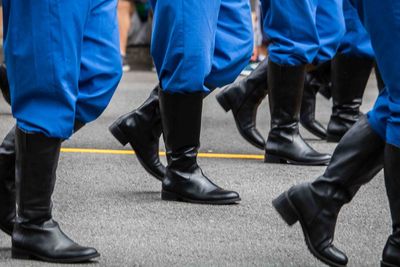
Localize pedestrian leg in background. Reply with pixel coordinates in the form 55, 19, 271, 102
149, 0, 252, 203
2, 0, 121, 262
118, 0, 135, 72
273, 0, 400, 264
327, 0, 375, 142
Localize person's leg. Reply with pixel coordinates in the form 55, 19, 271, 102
118, 0, 134, 71
150, 0, 246, 204
326, 0, 375, 142
2, 0, 103, 262
261, 0, 331, 165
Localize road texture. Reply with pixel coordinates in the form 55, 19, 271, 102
0, 71, 387, 267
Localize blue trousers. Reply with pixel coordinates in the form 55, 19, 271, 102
261, 0, 345, 66
338, 0, 374, 58
149, 0, 253, 93
2, 0, 122, 139
350, 0, 400, 147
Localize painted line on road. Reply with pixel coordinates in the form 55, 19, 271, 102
60, 148, 264, 160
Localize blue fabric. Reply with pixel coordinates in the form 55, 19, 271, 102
337, 0, 374, 58
149, 0, 253, 93
2, 0, 122, 139
349, 0, 400, 148
261, 0, 345, 66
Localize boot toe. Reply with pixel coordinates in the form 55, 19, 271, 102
320, 245, 348, 266
239, 127, 265, 150
301, 119, 327, 139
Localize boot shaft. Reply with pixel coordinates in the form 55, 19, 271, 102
15, 127, 62, 224
384, 144, 400, 230
331, 54, 374, 109
267, 61, 305, 131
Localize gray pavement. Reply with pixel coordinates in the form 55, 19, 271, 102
0, 71, 388, 267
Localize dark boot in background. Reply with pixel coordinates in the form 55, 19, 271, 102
12, 128, 99, 263
0, 64, 10, 105
381, 144, 400, 267
109, 85, 166, 180
216, 59, 268, 149
160, 90, 240, 204
265, 61, 331, 165
273, 117, 385, 267
300, 65, 329, 139
327, 54, 374, 142
0, 127, 16, 235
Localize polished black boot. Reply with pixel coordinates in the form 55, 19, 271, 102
0, 64, 10, 105
216, 59, 268, 149
381, 144, 400, 267
12, 128, 99, 263
327, 54, 374, 142
265, 61, 331, 165
109, 85, 165, 180
0, 127, 16, 235
273, 117, 385, 267
300, 68, 328, 139
160, 90, 240, 204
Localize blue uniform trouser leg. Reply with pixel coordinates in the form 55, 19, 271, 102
338, 0, 373, 58
262, 0, 344, 66
351, 0, 400, 148
2, 0, 122, 139
150, 0, 253, 93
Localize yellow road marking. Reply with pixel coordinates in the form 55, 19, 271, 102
60, 148, 264, 160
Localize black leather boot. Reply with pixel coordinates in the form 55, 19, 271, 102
109, 85, 165, 180
0, 127, 16, 235
160, 90, 240, 204
273, 116, 385, 267
300, 69, 328, 139
381, 144, 400, 267
215, 59, 268, 149
12, 128, 99, 263
265, 61, 331, 165
327, 54, 374, 142
0, 64, 10, 105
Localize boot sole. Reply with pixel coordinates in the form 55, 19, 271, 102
272, 192, 346, 267
109, 121, 163, 181
381, 261, 399, 267
162, 190, 241, 205
216, 89, 265, 150
12, 247, 100, 263
265, 153, 330, 166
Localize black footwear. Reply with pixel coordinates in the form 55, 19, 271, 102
375, 65, 385, 93
216, 59, 268, 149
109, 85, 166, 181
327, 54, 374, 142
0, 64, 10, 105
12, 128, 99, 263
273, 116, 385, 267
160, 90, 240, 204
265, 61, 331, 165
0, 127, 16, 235
300, 68, 328, 139
381, 144, 400, 267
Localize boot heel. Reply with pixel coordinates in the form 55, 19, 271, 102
215, 91, 232, 112
161, 190, 180, 201
12, 247, 32, 260
109, 122, 129, 146
264, 154, 285, 164
272, 192, 299, 226
326, 133, 342, 143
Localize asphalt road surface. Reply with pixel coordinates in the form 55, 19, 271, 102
0, 71, 387, 267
